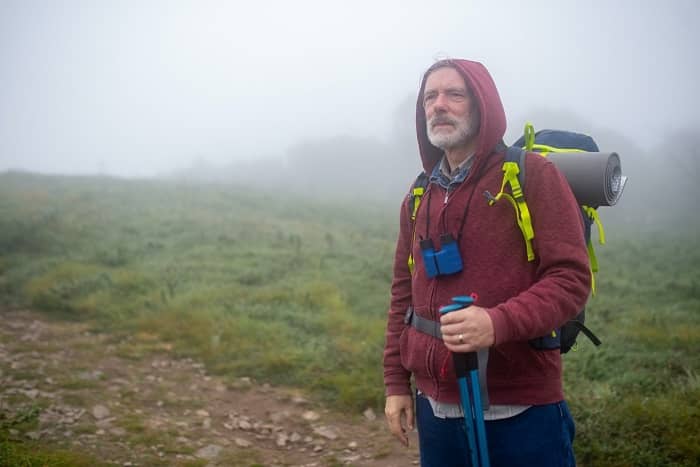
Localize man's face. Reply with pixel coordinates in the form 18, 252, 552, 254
423, 66, 479, 150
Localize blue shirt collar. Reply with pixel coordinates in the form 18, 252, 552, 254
429, 155, 473, 190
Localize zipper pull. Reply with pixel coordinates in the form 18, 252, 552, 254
444, 189, 449, 204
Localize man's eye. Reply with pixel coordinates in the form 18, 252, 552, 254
448, 91, 466, 101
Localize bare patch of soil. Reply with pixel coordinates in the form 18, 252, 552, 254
0, 309, 420, 466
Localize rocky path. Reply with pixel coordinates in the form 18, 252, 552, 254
0, 309, 420, 466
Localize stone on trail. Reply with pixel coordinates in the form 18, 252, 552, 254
232, 377, 253, 389
291, 395, 309, 405
195, 444, 222, 460
110, 427, 127, 436
313, 426, 339, 440
269, 410, 290, 423
363, 408, 377, 421
78, 370, 103, 381
238, 419, 253, 430
302, 410, 320, 421
92, 404, 110, 419
340, 454, 362, 463
276, 433, 288, 447
234, 437, 252, 448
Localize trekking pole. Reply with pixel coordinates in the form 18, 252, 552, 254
439, 295, 490, 467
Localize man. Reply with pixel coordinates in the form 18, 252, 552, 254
382, 59, 591, 466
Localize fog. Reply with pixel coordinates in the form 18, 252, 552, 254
1, 0, 699, 219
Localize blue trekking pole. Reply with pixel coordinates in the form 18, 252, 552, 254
439, 295, 490, 467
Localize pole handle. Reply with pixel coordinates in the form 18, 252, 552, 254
438, 293, 480, 375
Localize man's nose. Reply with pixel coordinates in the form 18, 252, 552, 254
432, 92, 450, 110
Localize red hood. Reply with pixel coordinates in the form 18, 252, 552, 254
416, 59, 507, 174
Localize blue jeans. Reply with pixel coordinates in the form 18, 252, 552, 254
416, 393, 576, 467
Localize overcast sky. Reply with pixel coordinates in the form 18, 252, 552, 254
1, 0, 698, 177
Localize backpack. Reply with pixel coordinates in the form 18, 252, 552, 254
407, 123, 617, 353
491, 122, 610, 352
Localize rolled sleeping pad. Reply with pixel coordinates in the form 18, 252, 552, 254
545, 151, 627, 208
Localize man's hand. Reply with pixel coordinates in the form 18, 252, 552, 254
440, 305, 494, 352
384, 394, 414, 446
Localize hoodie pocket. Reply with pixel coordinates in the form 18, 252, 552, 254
434, 341, 456, 382
399, 326, 434, 378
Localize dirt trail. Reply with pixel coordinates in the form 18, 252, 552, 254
0, 309, 420, 466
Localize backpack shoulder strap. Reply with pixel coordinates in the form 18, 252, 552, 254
505, 146, 527, 189
409, 172, 429, 221
407, 172, 428, 273
486, 148, 536, 261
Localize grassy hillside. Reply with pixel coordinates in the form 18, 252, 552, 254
1, 171, 698, 466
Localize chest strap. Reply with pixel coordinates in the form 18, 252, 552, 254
404, 306, 443, 339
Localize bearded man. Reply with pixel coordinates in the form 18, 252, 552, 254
382, 59, 591, 466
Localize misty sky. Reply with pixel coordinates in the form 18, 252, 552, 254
1, 0, 699, 177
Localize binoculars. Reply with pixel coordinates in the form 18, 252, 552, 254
420, 233, 463, 278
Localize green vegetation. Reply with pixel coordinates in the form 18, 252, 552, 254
0, 439, 102, 467
1, 171, 698, 465
565, 226, 700, 466
0, 406, 103, 466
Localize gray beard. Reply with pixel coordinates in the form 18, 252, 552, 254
426, 115, 478, 150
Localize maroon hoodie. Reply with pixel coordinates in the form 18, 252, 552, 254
383, 59, 591, 405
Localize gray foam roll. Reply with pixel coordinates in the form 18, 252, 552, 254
546, 151, 627, 208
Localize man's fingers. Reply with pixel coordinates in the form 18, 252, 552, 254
386, 411, 408, 446
439, 307, 469, 324
406, 403, 415, 431
385, 395, 414, 447
385, 399, 412, 446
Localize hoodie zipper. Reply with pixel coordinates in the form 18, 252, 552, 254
430, 181, 469, 399
425, 279, 438, 381
427, 185, 449, 391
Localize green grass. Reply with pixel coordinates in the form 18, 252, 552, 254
0, 439, 103, 467
563, 229, 700, 466
0, 406, 103, 466
1, 171, 699, 465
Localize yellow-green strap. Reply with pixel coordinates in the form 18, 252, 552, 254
582, 205, 606, 245
518, 201, 535, 261
494, 193, 535, 261
407, 187, 426, 273
411, 187, 425, 221
524, 122, 535, 151
488, 164, 535, 262
502, 162, 535, 261
408, 253, 415, 274
488, 162, 517, 206
530, 143, 586, 155
488, 161, 536, 261
587, 240, 599, 273
582, 206, 605, 295
587, 241, 598, 295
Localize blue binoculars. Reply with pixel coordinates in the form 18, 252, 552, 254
420, 233, 463, 278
